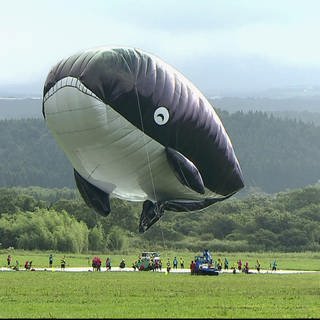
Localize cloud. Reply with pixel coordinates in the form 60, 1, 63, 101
1, 0, 320, 94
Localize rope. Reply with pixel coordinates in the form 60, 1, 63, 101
134, 86, 167, 248
134, 86, 158, 204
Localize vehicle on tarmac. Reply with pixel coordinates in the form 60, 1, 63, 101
134, 251, 161, 271
195, 249, 219, 276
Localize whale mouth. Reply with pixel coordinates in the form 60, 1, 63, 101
43, 76, 101, 116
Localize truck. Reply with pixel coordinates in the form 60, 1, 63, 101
194, 249, 219, 276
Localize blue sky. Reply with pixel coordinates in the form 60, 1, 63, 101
1, 0, 320, 95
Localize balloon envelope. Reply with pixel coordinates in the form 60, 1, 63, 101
42, 47, 244, 232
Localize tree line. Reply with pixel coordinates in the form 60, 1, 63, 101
1, 110, 320, 194
0, 185, 319, 253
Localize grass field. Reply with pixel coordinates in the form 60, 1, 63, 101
0, 271, 319, 318
0, 250, 320, 318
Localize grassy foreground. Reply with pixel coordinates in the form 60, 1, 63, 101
0, 271, 319, 318
1, 250, 319, 318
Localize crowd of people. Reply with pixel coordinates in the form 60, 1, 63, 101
3, 254, 67, 271
189, 255, 278, 275
3, 253, 279, 274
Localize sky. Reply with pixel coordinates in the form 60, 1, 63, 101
1, 0, 320, 96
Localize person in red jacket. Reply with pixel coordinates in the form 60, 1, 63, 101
190, 260, 196, 275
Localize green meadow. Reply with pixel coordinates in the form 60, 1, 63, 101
0, 250, 319, 318
0, 271, 319, 318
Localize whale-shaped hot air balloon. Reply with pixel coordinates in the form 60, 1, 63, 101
42, 47, 244, 233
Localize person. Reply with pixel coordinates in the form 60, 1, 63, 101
92, 256, 102, 271
244, 261, 249, 274
256, 259, 261, 272
272, 260, 277, 271
154, 259, 159, 271
119, 259, 125, 268
13, 260, 19, 271
180, 257, 184, 269
25, 260, 32, 270
195, 259, 202, 275
224, 257, 229, 270
61, 256, 66, 270
232, 262, 237, 274
173, 257, 178, 269
217, 258, 222, 271
158, 259, 162, 271
7, 254, 12, 267
132, 261, 138, 271
106, 257, 111, 271
139, 261, 145, 271
166, 258, 171, 273
49, 254, 53, 268
96, 256, 101, 271
190, 260, 196, 275
237, 259, 242, 272
149, 258, 155, 271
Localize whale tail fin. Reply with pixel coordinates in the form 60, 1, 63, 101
139, 200, 165, 233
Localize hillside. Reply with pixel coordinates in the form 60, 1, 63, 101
0, 98, 42, 119
0, 112, 319, 194
1, 95, 320, 126
211, 96, 320, 126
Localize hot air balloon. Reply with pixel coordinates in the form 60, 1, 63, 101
42, 46, 244, 233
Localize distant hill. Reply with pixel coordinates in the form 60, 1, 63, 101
1, 113, 320, 194
1, 95, 319, 126
0, 98, 42, 119
211, 96, 320, 113
211, 96, 320, 126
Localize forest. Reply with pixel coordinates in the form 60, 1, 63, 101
0, 110, 320, 194
0, 110, 320, 253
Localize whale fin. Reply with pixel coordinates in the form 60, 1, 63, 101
162, 193, 235, 212
139, 200, 165, 233
74, 169, 111, 216
165, 147, 205, 194
138, 193, 237, 233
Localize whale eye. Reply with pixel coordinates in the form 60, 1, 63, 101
154, 107, 169, 125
